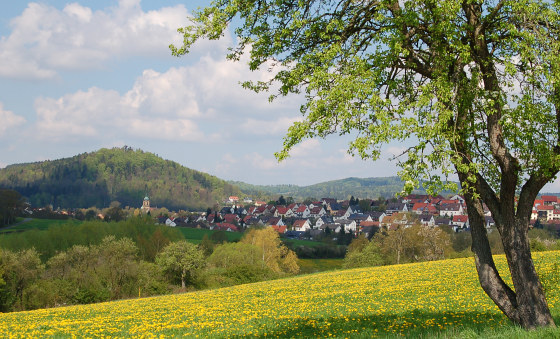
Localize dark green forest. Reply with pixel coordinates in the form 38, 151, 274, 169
230, 177, 428, 200
0, 147, 243, 211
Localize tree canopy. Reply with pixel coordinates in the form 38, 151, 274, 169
173, 0, 560, 329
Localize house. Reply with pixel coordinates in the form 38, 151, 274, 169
326, 202, 343, 215
335, 205, 358, 220
381, 212, 415, 229
275, 206, 294, 218
452, 215, 469, 229
295, 205, 311, 218
287, 203, 299, 211
336, 219, 358, 233
542, 195, 559, 206
419, 214, 435, 227
293, 219, 312, 232
245, 217, 264, 227
254, 205, 267, 215
554, 209, 560, 220
165, 218, 177, 227
309, 206, 326, 218
266, 217, 285, 227
535, 205, 554, 221
402, 194, 431, 204
449, 194, 466, 203
315, 216, 334, 229
265, 204, 277, 215
223, 214, 241, 224
235, 207, 248, 216
228, 196, 239, 203
308, 201, 323, 209
435, 217, 452, 227
348, 213, 373, 226
271, 225, 287, 234
367, 211, 386, 223
213, 223, 238, 232
321, 198, 338, 207
385, 202, 408, 215
531, 208, 538, 221
411, 203, 438, 215
439, 203, 464, 217
320, 223, 342, 233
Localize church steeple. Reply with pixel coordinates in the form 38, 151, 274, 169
142, 195, 150, 211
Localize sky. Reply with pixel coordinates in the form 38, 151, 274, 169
0, 1, 559, 192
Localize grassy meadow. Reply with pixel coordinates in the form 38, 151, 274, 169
3, 251, 560, 338
0, 218, 79, 233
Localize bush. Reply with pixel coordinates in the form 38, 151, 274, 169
343, 241, 384, 269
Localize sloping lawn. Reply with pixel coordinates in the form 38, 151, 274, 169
2, 251, 560, 338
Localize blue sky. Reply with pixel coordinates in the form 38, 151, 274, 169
0, 1, 558, 192
0, 0, 406, 186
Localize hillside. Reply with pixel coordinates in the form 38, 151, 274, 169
0, 147, 243, 211
230, 176, 432, 200
2, 252, 559, 337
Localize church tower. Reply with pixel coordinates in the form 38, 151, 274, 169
142, 195, 150, 212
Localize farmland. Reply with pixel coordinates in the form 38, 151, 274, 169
2, 251, 560, 338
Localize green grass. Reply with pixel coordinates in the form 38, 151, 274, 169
282, 237, 325, 247
0, 218, 78, 233
298, 258, 344, 273
176, 227, 243, 244
3, 251, 560, 337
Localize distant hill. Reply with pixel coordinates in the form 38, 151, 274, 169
229, 176, 432, 200
0, 147, 243, 211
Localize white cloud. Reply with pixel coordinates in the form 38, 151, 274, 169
0, 1, 194, 79
214, 153, 239, 176
385, 146, 407, 159
324, 149, 356, 165
246, 152, 285, 171
290, 139, 321, 158
29, 44, 305, 144
0, 103, 26, 136
33, 83, 204, 142
241, 116, 302, 136
124, 68, 202, 118
128, 119, 203, 141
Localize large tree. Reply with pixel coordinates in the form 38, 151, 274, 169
173, 0, 560, 329
155, 241, 205, 289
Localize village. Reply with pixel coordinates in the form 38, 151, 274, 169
148, 193, 560, 240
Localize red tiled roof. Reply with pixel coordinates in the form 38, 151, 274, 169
453, 215, 469, 223
271, 225, 287, 233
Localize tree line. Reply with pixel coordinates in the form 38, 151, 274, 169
0, 218, 299, 312
0, 189, 26, 227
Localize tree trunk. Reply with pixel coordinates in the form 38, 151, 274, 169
464, 190, 555, 328
500, 217, 555, 328
181, 269, 186, 290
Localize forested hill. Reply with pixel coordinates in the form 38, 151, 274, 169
0, 147, 243, 211
230, 176, 429, 200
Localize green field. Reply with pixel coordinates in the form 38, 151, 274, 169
2, 251, 560, 338
298, 258, 344, 273
176, 226, 243, 244
0, 218, 79, 233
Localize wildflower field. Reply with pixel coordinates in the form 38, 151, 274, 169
2, 252, 560, 338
